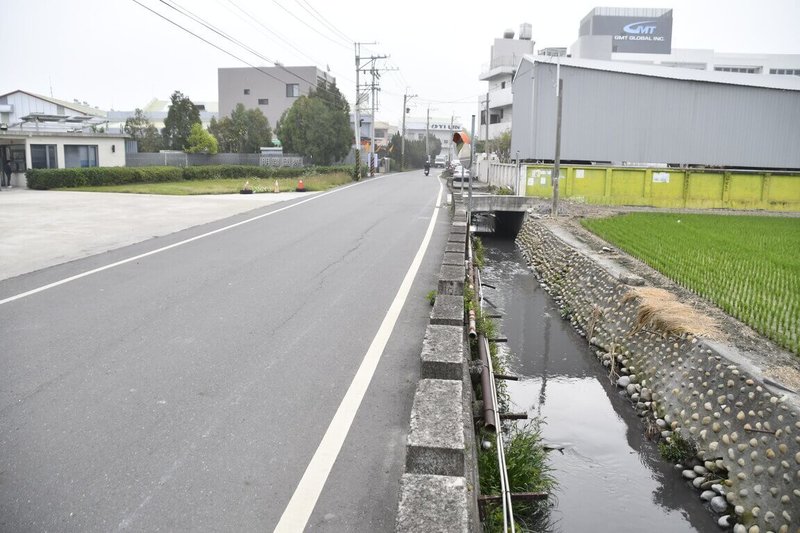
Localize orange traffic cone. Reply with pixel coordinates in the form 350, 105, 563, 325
295, 179, 306, 192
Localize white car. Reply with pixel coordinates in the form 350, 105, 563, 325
451, 162, 470, 180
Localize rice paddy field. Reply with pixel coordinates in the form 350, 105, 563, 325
580, 213, 800, 356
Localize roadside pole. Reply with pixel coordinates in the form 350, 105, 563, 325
552, 78, 563, 217
469, 114, 475, 224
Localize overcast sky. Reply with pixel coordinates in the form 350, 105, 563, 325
3, 0, 799, 127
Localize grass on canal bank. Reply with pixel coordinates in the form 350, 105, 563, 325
581, 213, 800, 357
58, 173, 353, 195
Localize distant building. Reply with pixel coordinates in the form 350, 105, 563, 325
106, 97, 218, 134
478, 24, 535, 141
0, 90, 127, 187
571, 7, 800, 76
510, 56, 800, 169
218, 66, 335, 133
403, 116, 463, 160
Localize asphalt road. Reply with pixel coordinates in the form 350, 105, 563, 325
0, 171, 450, 532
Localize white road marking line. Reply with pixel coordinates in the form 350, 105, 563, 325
273, 181, 444, 532
0, 176, 390, 306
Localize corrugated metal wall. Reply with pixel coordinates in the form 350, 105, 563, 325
512, 61, 800, 168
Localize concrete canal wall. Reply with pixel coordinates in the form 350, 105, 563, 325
516, 218, 800, 533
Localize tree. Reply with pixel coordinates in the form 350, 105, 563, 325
185, 123, 219, 154
387, 133, 442, 169
209, 104, 272, 153
162, 91, 200, 150
124, 108, 163, 152
275, 81, 352, 165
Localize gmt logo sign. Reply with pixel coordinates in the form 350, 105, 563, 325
593, 13, 673, 53
614, 20, 665, 42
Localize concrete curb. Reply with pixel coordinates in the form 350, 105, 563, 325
396, 191, 477, 532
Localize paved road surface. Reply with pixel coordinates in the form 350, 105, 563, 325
0, 172, 449, 532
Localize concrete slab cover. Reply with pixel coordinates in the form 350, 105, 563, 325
438, 266, 465, 296
431, 295, 464, 326
396, 474, 468, 533
406, 379, 465, 476
442, 251, 465, 267
421, 324, 464, 380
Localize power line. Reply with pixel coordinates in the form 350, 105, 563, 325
222, 0, 356, 89
131, 0, 288, 85
295, 0, 353, 45
140, 0, 348, 104
270, 0, 352, 50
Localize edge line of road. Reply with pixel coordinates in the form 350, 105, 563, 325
0, 175, 393, 306
272, 180, 444, 532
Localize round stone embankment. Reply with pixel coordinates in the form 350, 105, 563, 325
515, 217, 800, 533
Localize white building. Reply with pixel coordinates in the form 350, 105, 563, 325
403, 116, 464, 160
571, 7, 800, 76
0, 90, 127, 187
478, 24, 536, 141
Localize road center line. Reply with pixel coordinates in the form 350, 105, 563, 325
0, 176, 390, 306
273, 181, 443, 532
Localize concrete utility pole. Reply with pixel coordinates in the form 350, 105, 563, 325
400, 90, 416, 170
356, 51, 392, 176
425, 106, 430, 163
484, 92, 490, 156
552, 78, 563, 217
468, 114, 475, 221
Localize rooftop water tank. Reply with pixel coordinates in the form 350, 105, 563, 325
519, 23, 532, 40
503, 29, 515, 39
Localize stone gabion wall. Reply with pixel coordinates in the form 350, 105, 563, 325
516, 218, 800, 533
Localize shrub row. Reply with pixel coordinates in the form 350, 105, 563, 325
26, 164, 353, 190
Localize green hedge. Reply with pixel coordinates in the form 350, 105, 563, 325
26, 164, 353, 190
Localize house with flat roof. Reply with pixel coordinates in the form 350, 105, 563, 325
0, 90, 127, 187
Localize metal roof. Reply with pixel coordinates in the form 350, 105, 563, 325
519, 55, 800, 92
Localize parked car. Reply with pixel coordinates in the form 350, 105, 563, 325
451, 162, 470, 180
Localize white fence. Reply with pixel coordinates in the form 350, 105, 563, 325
476, 160, 522, 194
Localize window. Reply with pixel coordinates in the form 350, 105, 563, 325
258, 98, 269, 105
243, 89, 250, 95
286, 83, 300, 97
31, 144, 58, 169
64, 145, 98, 168
770, 68, 800, 76
714, 66, 761, 74
500, 81, 506, 89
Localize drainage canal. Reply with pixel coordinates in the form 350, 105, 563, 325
479, 233, 722, 532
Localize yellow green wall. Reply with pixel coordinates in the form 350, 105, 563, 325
525, 165, 800, 211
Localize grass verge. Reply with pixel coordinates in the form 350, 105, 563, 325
58, 173, 353, 195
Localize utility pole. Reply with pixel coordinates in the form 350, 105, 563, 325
552, 78, 563, 217
354, 43, 361, 179
400, 90, 416, 170
484, 92, 490, 157
425, 106, 430, 163
356, 50, 392, 176
468, 114, 475, 222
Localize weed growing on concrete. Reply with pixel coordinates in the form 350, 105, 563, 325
478, 421, 555, 532
658, 431, 697, 464
426, 290, 436, 306
474, 236, 486, 269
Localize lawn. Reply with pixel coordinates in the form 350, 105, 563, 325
61, 173, 353, 195
581, 213, 800, 356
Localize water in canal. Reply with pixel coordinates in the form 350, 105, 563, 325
479, 234, 721, 533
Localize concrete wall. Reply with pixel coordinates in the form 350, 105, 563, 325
523, 164, 800, 212
515, 218, 800, 533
